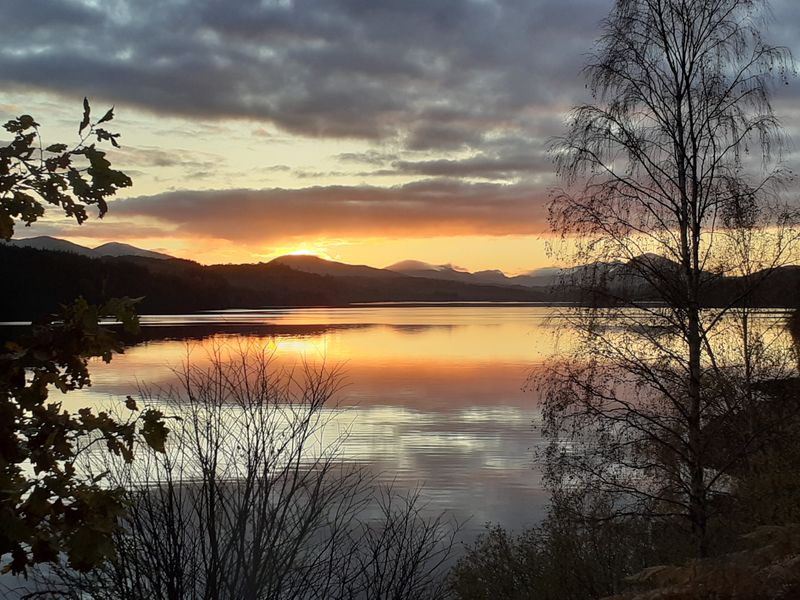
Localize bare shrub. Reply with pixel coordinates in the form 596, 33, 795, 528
40, 345, 456, 600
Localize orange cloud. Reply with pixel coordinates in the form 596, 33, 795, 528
110, 180, 551, 242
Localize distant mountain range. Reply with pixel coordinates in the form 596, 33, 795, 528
5, 236, 174, 260
0, 236, 607, 289
0, 240, 556, 319
2, 237, 564, 286
385, 259, 565, 288
272, 254, 407, 280
1, 238, 798, 319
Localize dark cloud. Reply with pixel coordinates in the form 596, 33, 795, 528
3, 0, 796, 153
115, 146, 220, 172
337, 150, 393, 166
1, 0, 102, 32
0, 0, 609, 151
110, 180, 550, 241
20, 219, 170, 240
391, 153, 551, 179
338, 134, 557, 180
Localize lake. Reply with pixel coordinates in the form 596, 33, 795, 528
48, 305, 567, 540
4, 304, 792, 547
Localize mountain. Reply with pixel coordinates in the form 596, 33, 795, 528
387, 260, 530, 287
472, 270, 512, 285
387, 259, 570, 288
387, 262, 476, 284
3, 240, 567, 289
5, 236, 173, 260
514, 267, 565, 287
386, 254, 716, 292
93, 242, 173, 260
6, 236, 97, 256
271, 255, 405, 279
386, 260, 440, 272
0, 245, 229, 318
0, 246, 553, 319
3, 242, 794, 320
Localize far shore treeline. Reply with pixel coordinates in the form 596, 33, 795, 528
3, 243, 800, 319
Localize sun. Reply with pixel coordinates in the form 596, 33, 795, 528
266, 244, 337, 262
286, 248, 337, 261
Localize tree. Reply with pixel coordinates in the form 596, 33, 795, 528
38, 348, 456, 599
449, 510, 654, 600
0, 101, 169, 574
1, 97, 130, 240
544, 0, 799, 558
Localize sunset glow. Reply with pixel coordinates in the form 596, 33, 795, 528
5, 0, 800, 590
2, 0, 799, 274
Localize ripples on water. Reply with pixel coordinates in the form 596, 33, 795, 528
0, 306, 584, 543
1, 305, 792, 542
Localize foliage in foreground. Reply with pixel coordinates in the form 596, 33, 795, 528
611, 525, 800, 600
0, 102, 169, 574
452, 343, 800, 600
0, 299, 170, 574
0, 98, 130, 241
35, 348, 456, 599
452, 515, 800, 600
449, 496, 661, 600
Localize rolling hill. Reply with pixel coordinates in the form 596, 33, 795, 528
0, 245, 553, 319
5, 236, 173, 260
2, 240, 798, 320
92, 242, 174, 260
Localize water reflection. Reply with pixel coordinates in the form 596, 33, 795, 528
4, 306, 788, 540
53, 306, 561, 537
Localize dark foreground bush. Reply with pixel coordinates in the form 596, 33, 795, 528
449, 497, 668, 600
17, 347, 456, 600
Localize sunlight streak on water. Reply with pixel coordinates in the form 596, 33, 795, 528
55, 306, 558, 536
10, 305, 791, 539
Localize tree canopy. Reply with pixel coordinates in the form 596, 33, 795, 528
0, 101, 168, 575
1, 98, 131, 241
545, 0, 799, 558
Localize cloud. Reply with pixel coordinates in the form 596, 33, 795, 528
3, 0, 796, 155
114, 145, 220, 171
390, 154, 551, 179
17, 219, 170, 240
7, 0, 798, 250
0, 0, 609, 151
110, 180, 550, 241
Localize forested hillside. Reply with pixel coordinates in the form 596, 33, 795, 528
0, 246, 551, 318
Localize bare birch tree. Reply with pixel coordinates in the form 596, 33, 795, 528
544, 0, 800, 558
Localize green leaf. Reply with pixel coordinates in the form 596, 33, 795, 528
79, 97, 90, 134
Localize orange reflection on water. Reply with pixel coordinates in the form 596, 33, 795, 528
35, 305, 794, 542
70, 306, 566, 412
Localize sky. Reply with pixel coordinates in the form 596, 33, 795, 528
2, 0, 800, 273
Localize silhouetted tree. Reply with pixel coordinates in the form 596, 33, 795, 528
42, 348, 456, 599
545, 0, 799, 558
0, 101, 168, 574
